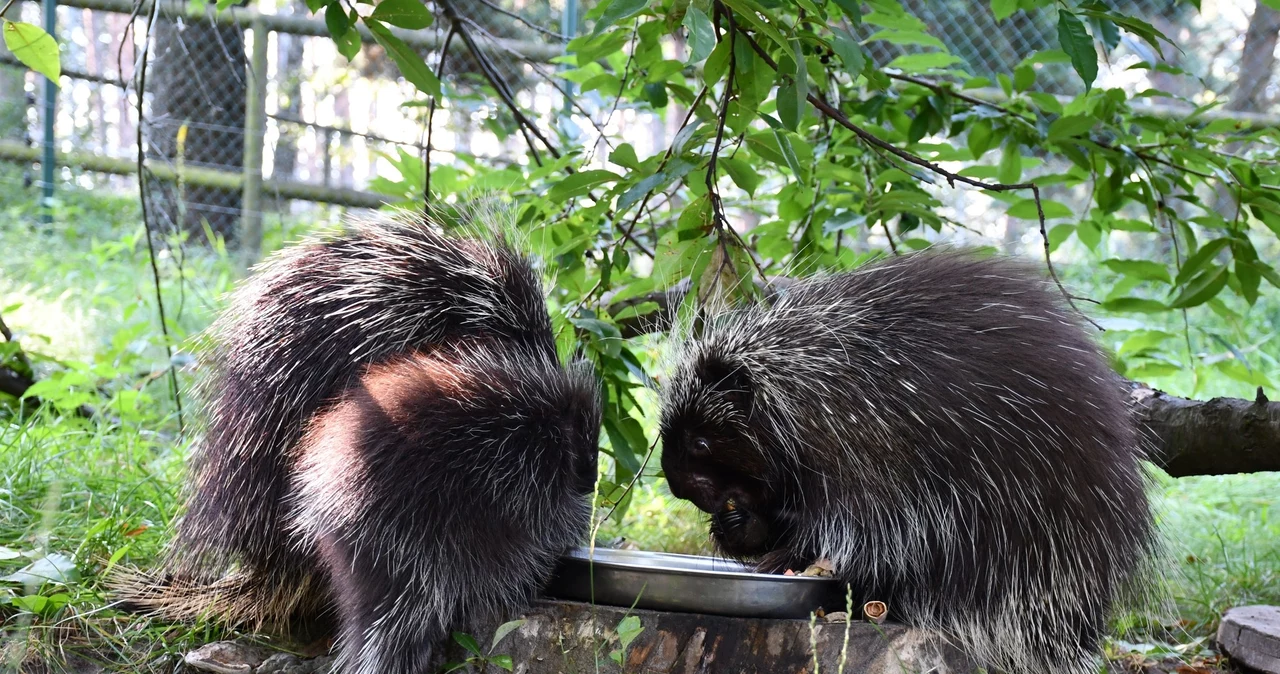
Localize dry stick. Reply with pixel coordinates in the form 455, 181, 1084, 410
886, 72, 1022, 118
702, 6, 770, 288
595, 436, 659, 529
738, 27, 1101, 331
423, 24, 458, 206
583, 17, 640, 166
704, 5, 736, 235
468, 0, 567, 40
439, 1, 556, 165
132, 0, 185, 431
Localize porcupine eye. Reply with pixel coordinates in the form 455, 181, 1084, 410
692, 438, 711, 456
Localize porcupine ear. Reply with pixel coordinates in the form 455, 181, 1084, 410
696, 353, 754, 415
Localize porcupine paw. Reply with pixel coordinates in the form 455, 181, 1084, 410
754, 548, 810, 575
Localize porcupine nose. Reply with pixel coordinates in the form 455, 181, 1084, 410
669, 475, 720, 514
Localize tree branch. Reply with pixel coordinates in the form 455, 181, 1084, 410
1130, 382, 1280, 477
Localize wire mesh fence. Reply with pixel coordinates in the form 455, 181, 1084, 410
0, 0, 1260, 249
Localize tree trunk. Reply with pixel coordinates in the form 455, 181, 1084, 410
1228, 2, 1280, 113
145, 6, 249, 245
447, 600, 979, 674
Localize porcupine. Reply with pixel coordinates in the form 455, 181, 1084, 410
658, 250, 1156, 674
113, 210, 601, 673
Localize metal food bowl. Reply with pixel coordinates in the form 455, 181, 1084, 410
542, 547, 847, 620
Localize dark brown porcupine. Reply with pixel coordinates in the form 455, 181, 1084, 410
113, 210, 600, 672
659, 250, 1157, 674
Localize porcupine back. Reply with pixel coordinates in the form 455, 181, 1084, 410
286, 343, 600, 674
128, 210, 558, 626
666, 250, 1157, 674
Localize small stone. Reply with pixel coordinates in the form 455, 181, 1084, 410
1217, 605, 1280, 674
823, 611, 848, 623
257, 653, 303, 674
183, 642, 266, 674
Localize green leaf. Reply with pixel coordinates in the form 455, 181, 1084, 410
720, 156, 761, 197
832, 0, 862, 24
777, 82, 802, 132
966, 119, 994, 159
610, 144, 640, 170
682, 7, 715, 64
1102, 297, 1167, 313
885, 52, 964, 71
305, 0, 331, 12
1048, 224, 1074, 252
333, 25, 361, 61
864, 29, 945, 49
832, 30, 865, 79
3, 21, 60, 83
782, 38, 807, 131
489, 655, 514, 672
1013, 64, 1034, 92
1102, 259, 1172, 284
1168, 265, 1228, 309
1174, 238, 1229, 286
1077, 218, 1102, 251
1236, 262, 1261, 305
452, 632, 483, 657
593, 0, 648, 35
369, 0, 433, 29
325, 3, 350, 38
490, 619, 526, 651
1092, 15, 1120, 51
548, 169, 622, 201
773, 129, 806, 181
998, 141, 1021, 184
366, 20, 440, 96
1006, 198, 1072, 220
1118, 330, 1176, 356
1057, 10, 1097, 91
991, 0, 1017, 21
1047, 115, 1096, 140
616, 615, 644, 648
702, 38, 732, 86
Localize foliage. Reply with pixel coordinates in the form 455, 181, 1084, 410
316, 0, 1280, 523
1, 12, 60, 83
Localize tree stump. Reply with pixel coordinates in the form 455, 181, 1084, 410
1217, 605, 1280, 674
447, 599, 981, 674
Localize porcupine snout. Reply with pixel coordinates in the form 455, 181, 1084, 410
710, 498, 773, 556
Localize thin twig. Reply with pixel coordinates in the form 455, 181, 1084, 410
133, 0, 185, 431
886, 71, 1022, 118
468, 0, 567, 40
881, 219, 899, 255
595, 436, 659, 526
445, 8, 561, 162
424, 24, 457, 206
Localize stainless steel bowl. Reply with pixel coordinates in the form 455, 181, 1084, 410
543, 547, 847, 619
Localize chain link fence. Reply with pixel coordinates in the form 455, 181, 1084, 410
0, 0, 1258, 248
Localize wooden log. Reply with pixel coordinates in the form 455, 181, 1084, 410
446, 600, 981, 674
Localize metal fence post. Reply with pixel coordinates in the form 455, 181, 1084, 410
241, 15, 268, 265
40, 0, 56, 224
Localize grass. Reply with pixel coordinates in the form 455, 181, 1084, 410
1, 176, 1277, 671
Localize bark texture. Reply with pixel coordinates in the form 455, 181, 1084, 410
446, 600, 980, 674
